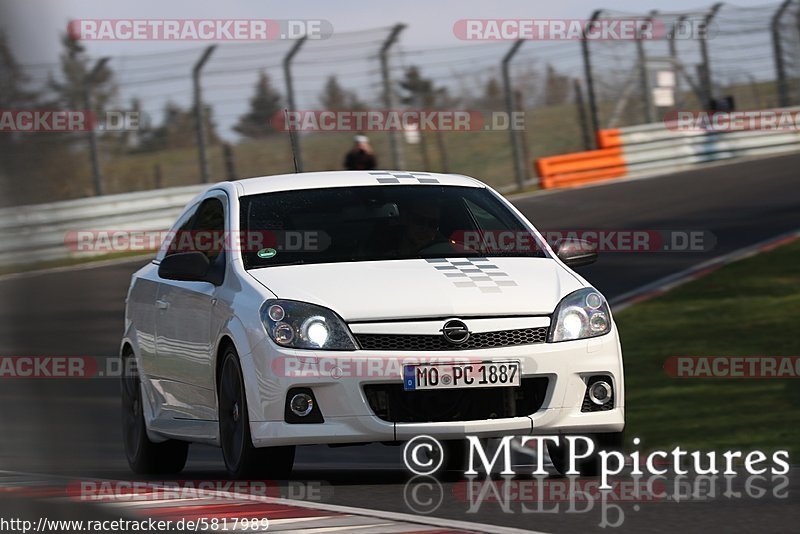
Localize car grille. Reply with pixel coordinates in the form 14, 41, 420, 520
355, 327, 548, 351
363, 377, 549, 423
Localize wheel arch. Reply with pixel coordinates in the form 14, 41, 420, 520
212, 319, 269, 426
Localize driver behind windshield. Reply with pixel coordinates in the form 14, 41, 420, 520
396, 199, 447, 256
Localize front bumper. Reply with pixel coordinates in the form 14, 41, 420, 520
241, 327, 624, 447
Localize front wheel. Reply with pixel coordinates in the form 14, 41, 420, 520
218, 347, 295, 479
547, 432, 624, 476
121, 347, 188, 474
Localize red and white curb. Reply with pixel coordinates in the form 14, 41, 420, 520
610, 229, 800, 312
0, 471, 545, 534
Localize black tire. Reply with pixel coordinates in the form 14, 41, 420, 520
121, 347, 188, 474
218, 346, 295, 480
442, 438, 490, 472
547, 432, 624, 477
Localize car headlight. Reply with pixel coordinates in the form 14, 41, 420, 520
548, 288, 612, 342
261, 299, 357, 350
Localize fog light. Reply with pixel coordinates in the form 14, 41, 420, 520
588, 380, 613, 405
289, 393, 314, 417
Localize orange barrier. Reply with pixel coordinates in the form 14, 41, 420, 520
596, 128, 622, 148
535, 145, 627, 189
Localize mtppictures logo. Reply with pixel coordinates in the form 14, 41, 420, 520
403, 435, 790, 489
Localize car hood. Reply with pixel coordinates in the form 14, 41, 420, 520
246, 257, 584, 321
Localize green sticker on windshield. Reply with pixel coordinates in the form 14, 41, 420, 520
257, 248, 277, 259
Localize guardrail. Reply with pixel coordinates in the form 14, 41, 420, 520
0, 185, 205, 267
536, 109, 800, 189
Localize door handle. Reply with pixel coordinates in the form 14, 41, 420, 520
156, 299, 170, 310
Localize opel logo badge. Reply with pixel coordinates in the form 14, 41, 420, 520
441, 319, 471, 344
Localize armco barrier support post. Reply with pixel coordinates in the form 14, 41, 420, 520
772, 0, 794, 108
83, 57, 110, 196
502, 39, 526, 190
582, 10, 604, 145
699, 3, 723, 109
283, 36, 308, 172
193, 45, 216, 184
380, 24, 407, 170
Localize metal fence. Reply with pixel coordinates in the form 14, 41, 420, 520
4, 1, 800, 207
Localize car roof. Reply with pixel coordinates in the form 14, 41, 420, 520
233, 170, 486, 197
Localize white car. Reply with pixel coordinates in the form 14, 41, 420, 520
121, 171, 624, 478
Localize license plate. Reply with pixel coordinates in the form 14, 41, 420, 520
403, 361, 520, 391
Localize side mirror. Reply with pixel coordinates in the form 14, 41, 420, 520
554, 238, 598, 268
158, 251, 211, 282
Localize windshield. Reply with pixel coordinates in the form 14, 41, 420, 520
240, 185, 547, 269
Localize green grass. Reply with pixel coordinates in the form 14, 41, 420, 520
616, 238, 800, 457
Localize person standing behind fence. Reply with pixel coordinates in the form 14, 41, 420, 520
344, 135, 377, 170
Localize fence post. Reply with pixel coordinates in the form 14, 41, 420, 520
223, 143, 238, 181
193, 45, 216, 184
84, 57, 110, 196
670, 15, 701, 105
582, 10, 604, 144
434, 131, 450, 173
636, 16, 655, 123
515, 88, 532, 177
502, 39, 526, 190
699, 3, 723, 109
153, 163, 163, 189
574, 78, 592, 150
380, 24, 406, 170
669, 15, 685, 105
772, 0, 794, 107
283, 37, 308, 172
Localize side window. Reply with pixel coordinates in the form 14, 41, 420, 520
191, 198, 226, 262
161, 203, 199, 260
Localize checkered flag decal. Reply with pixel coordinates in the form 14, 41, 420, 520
426, 258, 518, 293
369, 171, 439, 184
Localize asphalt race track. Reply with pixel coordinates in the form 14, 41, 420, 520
1, 154, 799, 532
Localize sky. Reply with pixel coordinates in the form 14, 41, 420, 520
2, 0, 773, 63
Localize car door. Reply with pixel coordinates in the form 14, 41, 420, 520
153, 193, 227, 420
136, 202, 199, 380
